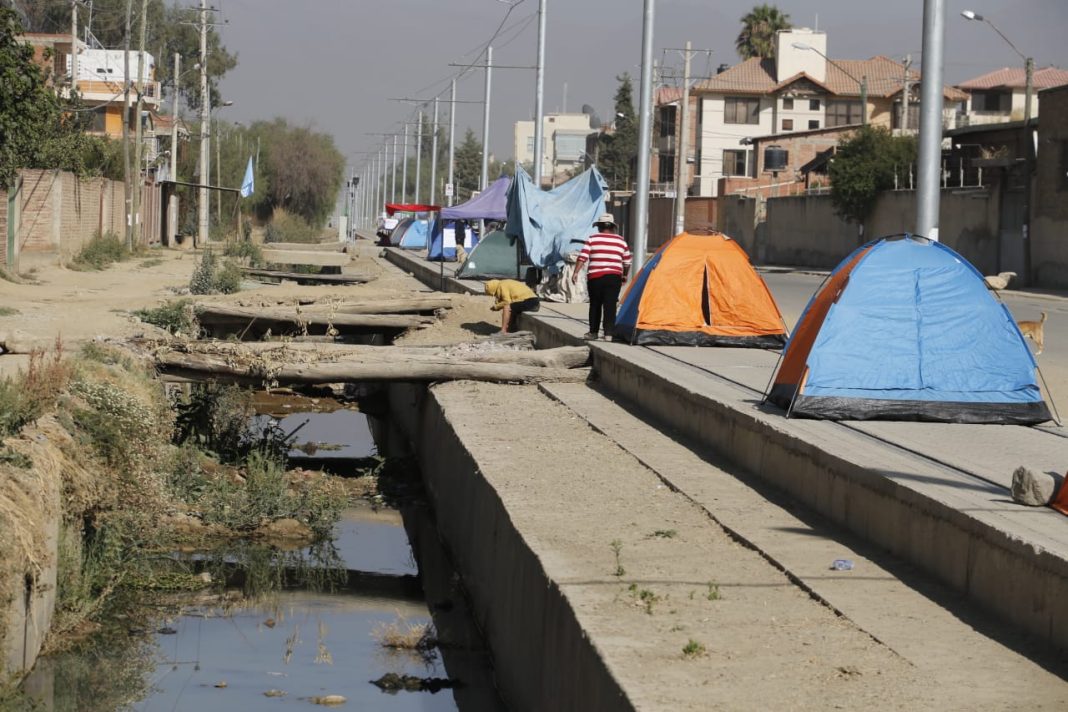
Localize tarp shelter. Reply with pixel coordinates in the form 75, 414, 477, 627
767, 234, 1051, 424
427, 219, 479, 261
455, 230, 522, 280
505, 167, 607, 270
389, 217, 430, 250
386, 203, 440, 216
614, 232, 788, 347
441, 177, 511, 222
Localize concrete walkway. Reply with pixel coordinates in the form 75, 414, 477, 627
382, 245, 1068, 655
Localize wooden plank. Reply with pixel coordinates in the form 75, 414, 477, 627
241, 268, 371, 285
262, 242, 345, 252
261, 249, 350, 267
194, 304, 434, 330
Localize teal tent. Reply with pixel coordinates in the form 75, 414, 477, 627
455, 230, 522, 280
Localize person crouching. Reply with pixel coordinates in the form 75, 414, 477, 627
485, 279, 540, 333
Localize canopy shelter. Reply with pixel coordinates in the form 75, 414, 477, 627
455, 230, 523, 280
505, 167, 607, 270
386, 203, 441, 216
440, 177, 511, 222
614, 232, 787, 347
767, 234, 1051, 424
389, 217, 431, 250
428, 220, 479, 261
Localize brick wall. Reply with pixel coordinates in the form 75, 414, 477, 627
6, 169, 159, 269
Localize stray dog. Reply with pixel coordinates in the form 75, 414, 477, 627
1017, 312, 1047, 355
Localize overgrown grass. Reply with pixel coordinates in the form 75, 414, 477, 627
372, 616, 438, 664
70, 232, 130, 271
224, 240, 264, 267
264, 209, 322, 244
134, 299, 198, 337
0, 343, 71, 437
0, 306, 19, 316
682, 639, 706, 658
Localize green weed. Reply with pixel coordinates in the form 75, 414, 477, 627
682, 639, 706, 658
134, 299, 198, 336
650, 529, 677, 539
0, 306, 18, 316
224, 239, 264, 267
70, 232, 129, 270
138, 257, 164, 269
0, 345, 71, 437
706, 582, 721, 601
610, 538, 625, 577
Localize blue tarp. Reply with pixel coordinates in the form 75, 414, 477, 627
505, 166, 608, 270
441, 177, 511, 221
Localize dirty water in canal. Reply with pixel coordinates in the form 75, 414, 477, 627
23, 395, 507, 711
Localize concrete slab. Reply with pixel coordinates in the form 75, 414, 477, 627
541, 380, 1068, 701
261, 249, 350, 267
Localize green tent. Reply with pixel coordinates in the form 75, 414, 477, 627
455, 230, 522, 280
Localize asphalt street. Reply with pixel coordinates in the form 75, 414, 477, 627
760, 270, 1067, 415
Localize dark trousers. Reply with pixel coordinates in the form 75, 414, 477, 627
509, 297, 540, 331
587, 274, 622, 336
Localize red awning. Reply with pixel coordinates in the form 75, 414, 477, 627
385, 203, 441, 216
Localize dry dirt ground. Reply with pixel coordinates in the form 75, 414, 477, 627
0, 242, 502, 378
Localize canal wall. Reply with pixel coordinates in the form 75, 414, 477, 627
387, 381, 636, 712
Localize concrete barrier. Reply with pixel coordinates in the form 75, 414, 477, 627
387, 382, 635, 712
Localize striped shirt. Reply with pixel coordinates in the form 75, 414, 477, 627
576, 233, 632, 279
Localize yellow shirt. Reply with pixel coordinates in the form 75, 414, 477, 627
485, 279, 536, 311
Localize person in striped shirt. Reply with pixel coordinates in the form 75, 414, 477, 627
572, 213, 631, 340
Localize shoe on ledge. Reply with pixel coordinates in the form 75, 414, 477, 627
581, 332, 598, 340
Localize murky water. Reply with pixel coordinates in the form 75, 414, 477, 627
24, 405, 506, 711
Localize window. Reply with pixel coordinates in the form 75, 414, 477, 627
826, 100, 864, 127
808, 119, 820, 130
1060, 141, 1068, 192
972, 91, 1011, 113
658, 154, 675, 183
89, 107, 107, 133
659, 105, 677, 138
724, 97, 760, 125
781, 119, 794, 131
892, 103, 920, 130
526, 137, 535, 154
782, 97, 794, 110
554, 133, 586, 161
722, 149, 748, 176
809, 99, 821, 111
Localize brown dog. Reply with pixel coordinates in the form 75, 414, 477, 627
1018, 312, 1047, 355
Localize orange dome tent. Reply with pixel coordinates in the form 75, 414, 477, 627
613, 231, 788, 347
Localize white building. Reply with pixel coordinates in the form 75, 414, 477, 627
957, 66, 1068, 126
513, 113, 597, 186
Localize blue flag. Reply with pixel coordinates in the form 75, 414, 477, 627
240, 157, 255, 198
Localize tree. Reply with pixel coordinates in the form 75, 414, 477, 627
452, 128, 483, 199
828, 126, 917, 225
597, 73, 637, 191
735, 4, 792, 60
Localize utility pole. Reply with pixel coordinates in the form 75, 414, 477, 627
430, 96, 440, 205
197, 0, 210, 247
632, 0, 656, 274
1024, 56, 1034, 123
481, 46, 492, 190
402, 125, 409, 203
171, 53, 180, 176
70, 0, 79, 94
448, 79, 457, 206
216, 122, 223, 223
391, 134, 398, 203
673, 40, 692, 236
916, 0, 946, 240
533, 0, 547, 187
900, 54, 912, 134
122, 0, 132, 248
415, 110, 423, 203
131, 0, 148, 246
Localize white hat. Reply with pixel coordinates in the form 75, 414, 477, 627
594, 213, 616, 227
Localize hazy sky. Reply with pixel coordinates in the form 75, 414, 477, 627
214, 0, 1067, 174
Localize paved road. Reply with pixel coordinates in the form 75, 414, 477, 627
760, 270, 1068, 413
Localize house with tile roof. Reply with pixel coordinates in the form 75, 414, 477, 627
669, 28, 966, 197
957, 66, 1068, 126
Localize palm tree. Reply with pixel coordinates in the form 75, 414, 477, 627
735, 4, 792, 60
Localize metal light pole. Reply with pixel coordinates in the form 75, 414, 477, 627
481, 46, 493, 190
430, 97, 440, 205
532, 0, 547, 187
632, 0, 656, 275
961, 10, 1033, 123
916, 0, 946, 240
415, 110, 423, 203
391, 134, 398, 203
197, 0, 210, 246
448, 78, 457, 206
402, 124, 409, 203
673, 41, 691, 236
792, 42, 867, 126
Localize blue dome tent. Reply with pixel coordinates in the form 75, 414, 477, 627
767, 235, 1051, 424
428, 177, 511, 261
390, 217, 431, 250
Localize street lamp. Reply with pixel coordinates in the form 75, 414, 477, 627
792, 42, 867, 126
960, 10, 1033, 123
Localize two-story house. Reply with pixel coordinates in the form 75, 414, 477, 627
514, 113, 599, 187
676, 28, 965, 197
957, 66, 1068, 126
